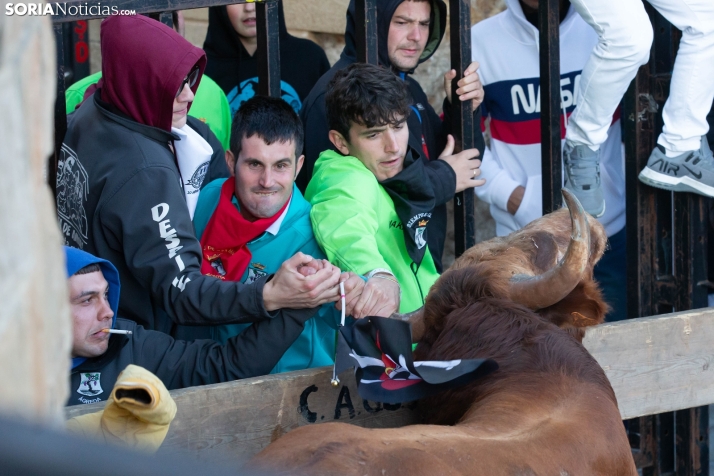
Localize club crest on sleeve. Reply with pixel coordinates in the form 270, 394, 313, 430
77, 372, 103, 396
246, 263, 268, 284
210, 257, 227, 276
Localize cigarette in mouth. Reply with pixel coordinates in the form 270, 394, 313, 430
101, 329, 132, 335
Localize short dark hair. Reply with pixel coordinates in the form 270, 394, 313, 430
229, 96, 304, 162
74, 263, 101, 276
325, 63, 412, 141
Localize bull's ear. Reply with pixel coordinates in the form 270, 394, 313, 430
539, 281, 608, 330
571, 311, 600, 327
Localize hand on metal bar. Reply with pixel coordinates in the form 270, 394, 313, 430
439, 134, 485, 193
444, 61, 484, 110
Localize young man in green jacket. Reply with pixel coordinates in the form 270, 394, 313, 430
189, 96, 365, 374
306, 63, 485, 315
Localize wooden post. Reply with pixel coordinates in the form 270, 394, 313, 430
450, 0, 475, 257
256, 0, 281, 98
538, 0, 561, 215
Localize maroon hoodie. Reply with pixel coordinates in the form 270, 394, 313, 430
99, 15, 207, 132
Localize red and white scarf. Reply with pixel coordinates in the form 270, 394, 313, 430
200, 177, 290, 280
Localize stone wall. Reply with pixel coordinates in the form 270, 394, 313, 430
85, 0, 505, 267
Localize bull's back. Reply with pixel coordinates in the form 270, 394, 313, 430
250, 382, 636, 476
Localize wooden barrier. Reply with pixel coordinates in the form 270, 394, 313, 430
66, 366, 419, 464
583, 308, 714, 420
66, 308, 714, 463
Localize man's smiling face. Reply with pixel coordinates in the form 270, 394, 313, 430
230, 135, 303, 221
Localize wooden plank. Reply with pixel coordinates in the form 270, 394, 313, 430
583, 308, 714, 420
66, 367, 419, 464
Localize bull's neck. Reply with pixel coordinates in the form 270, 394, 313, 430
456, 373, 618, 431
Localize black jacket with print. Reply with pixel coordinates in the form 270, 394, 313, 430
58, 92, 278, 334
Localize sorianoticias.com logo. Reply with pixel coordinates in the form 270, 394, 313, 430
5, 3, 136, 16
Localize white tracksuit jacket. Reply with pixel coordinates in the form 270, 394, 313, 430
471, 0, 625, 237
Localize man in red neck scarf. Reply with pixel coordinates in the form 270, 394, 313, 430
58, 15, 343, 337
187, 97, 365, 374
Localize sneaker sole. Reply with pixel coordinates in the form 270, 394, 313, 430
638, 167, 714, 198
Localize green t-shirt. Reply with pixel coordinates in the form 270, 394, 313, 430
65, 71, 232, 151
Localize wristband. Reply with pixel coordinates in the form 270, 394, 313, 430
370, 274, 402, 298
365, 268, 394, 280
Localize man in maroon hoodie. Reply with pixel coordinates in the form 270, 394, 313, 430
58, 15, 350, 336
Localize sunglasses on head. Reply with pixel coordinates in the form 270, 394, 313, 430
176, 65, 200, 98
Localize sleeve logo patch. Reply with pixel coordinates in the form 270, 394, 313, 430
77, 372, 103, 397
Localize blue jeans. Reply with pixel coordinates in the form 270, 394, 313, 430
594, 227, 628, 322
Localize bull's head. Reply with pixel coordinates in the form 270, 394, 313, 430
405, 189, 609, 343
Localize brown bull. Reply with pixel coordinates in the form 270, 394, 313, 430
250, 190, 637, 476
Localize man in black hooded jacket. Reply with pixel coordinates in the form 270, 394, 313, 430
203, 0, 330, 118
298, 0, 486, 272
59, 15, 344, 335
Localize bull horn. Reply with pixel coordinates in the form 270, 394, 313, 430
508, 188, 590, 310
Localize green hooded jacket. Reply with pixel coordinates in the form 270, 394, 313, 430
306, 150, 440, 313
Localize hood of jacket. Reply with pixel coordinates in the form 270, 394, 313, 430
64, 246, 120, 332
203, 0, 289, 60
99, 15, 207, 132
341, 0, 446, 73
503, 0, 576, 46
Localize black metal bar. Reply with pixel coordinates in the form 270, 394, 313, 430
256, 0, 281, 98
449, 0, 475, 257
70, 21, 90, 85
50, 0, 273, 23
675, 404, 709, 475
629, 417, 656, 471
51, 23, 68, 198
354, 0, 378, 64
158, 11, 173, 29
147, 11, 173, 28
538, 0, 561, 214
